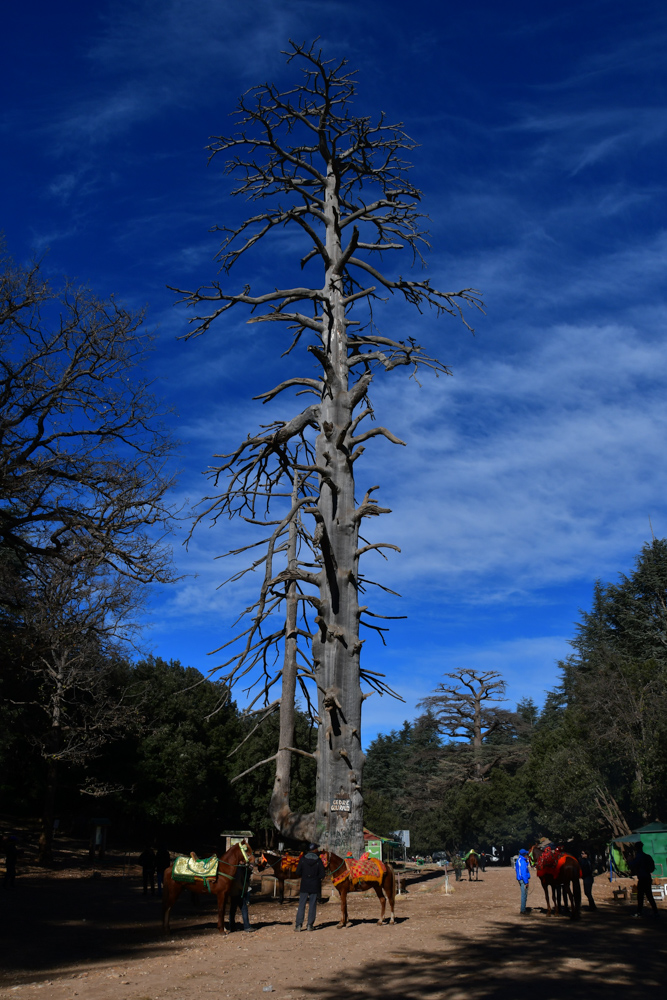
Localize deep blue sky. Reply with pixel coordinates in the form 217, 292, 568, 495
3, 1, 666, 745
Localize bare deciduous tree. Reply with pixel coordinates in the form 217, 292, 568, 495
419, 669, 520, 783
0, 246, 174, 581
174, 42, 482, 853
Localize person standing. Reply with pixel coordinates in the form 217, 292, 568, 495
294, 844, 326, 932
138, 846, 156, 895
155, 845, 171, 894
580, 850, 596, 911
629, 842, 658, 919
515, 849, 531, 915
229, 880, 255, 932
3, 837, 19, 889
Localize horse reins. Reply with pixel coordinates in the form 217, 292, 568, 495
218, 841, 252, 893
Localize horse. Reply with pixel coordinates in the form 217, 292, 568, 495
529, 844, 559, 916
465, 853, 480, 881
530, 844, 581, 920
255, 849, 304, 904
327, 851, 395, 928
161, 840, 253, 934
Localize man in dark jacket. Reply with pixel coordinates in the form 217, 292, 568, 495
155, 845, 171, 895
138, 846, 156, 895
294, 844, 326, 931
580, 850, 596, 910
629, 842, 658, 918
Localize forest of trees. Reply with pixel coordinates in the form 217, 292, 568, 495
2, 534, 666, 858
0, 654, 317, 850
1, 49, 664, 864
363, 539, 667, 854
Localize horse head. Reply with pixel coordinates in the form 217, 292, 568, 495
224, 839, 253, 869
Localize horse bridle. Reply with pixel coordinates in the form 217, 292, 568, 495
218, 841, 253, 883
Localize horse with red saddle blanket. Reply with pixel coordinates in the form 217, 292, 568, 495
326, 851, 396, 928
530, 843, 581, 919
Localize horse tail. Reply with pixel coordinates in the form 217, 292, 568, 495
384, 862, 395, 903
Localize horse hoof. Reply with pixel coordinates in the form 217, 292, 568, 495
336, 923, 345, 929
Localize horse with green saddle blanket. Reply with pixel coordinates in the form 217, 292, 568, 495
162, 840, 253, 934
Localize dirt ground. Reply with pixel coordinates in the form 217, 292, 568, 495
0, 864, 664, 1000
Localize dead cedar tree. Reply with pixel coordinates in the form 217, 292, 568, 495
173, 41, 482, 854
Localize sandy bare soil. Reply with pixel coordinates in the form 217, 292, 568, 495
0, 865, 664, 1000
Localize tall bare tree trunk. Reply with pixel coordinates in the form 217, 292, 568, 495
270, 482, 317, 841
179, 42, 482, 857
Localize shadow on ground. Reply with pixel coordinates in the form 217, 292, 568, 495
297, 908, 664, 1000
0, 876, 190, 981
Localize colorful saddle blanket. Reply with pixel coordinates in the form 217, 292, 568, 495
536, 848, 581, 879
280, 853, 302, 874
333, 856, 386, 887
275, 852, 329, 874
171, 854, 219, 884
535, 846, 561, 877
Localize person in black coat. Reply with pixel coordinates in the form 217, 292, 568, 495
294, 844, 326, 931
155, 845, 171, 894
580, 850, 596, 910
629, 842, 658, 918
138, 847, 156, 895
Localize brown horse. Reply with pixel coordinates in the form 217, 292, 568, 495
327, 852, 395, 928
529, 845, 559, 916
530, 844, 581, 919
465, 853, 479, 881
255, 850, 304, 903
161, 841, 253, 934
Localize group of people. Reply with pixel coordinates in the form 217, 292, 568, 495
514, 841, 660, 918
224, 842, 326, 933
138, 845, 172, 895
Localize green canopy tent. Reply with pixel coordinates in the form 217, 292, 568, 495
633, 822, 667, 878
610, 821, 667, 879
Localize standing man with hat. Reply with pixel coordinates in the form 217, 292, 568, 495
515, 848, 531, 915
294, 844, 326, 932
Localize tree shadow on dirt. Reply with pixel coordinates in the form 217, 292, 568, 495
296, 909, 665, 1000
0, 878, 187, 982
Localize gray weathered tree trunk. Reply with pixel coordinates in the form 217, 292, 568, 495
176, 42, 482, 854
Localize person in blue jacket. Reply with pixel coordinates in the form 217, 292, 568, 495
515, 848, 531, 914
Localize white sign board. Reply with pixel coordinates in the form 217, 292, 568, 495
391, 829, 410, 848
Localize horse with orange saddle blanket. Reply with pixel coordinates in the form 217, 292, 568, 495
326, 851, 396, 928
256, 849, 328, 903
530, 843, 582, 919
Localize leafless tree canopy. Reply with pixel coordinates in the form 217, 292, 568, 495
173, 42, 482, 852
0, 247, 175, 582
419, 669, 524, 785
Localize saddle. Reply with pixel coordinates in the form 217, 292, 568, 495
536, 847, 582, 879
333, 856, 386, 887
171, 853, 219, 887
280, 853, 302, 874
270, 851, 329, 874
